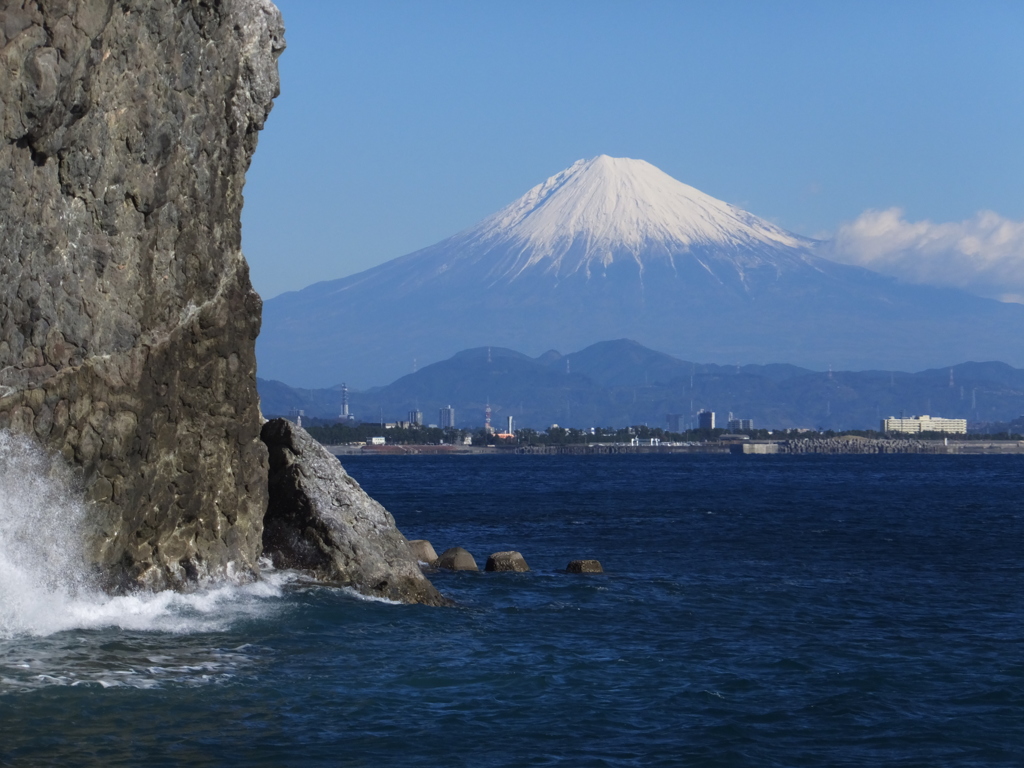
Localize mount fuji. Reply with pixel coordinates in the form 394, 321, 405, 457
259, 156, 1024, 388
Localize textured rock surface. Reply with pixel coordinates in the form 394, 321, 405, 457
408, 539, 438, 566
261, 419, 446, 606
0, 0, 284, 589
436, 547, 479, 572
485, 551, 529, 572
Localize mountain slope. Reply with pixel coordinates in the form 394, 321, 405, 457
259, 156, 1024, 388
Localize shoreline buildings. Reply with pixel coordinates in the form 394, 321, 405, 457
439, 405, 456, 429
727, 416, 754, 431
882, 415, 967, 434
698, 410, 715, 430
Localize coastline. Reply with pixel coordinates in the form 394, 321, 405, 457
326, 439, 1024, 457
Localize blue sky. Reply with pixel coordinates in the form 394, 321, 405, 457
242, 0, 1024, 300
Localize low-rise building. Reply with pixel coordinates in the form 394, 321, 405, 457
882, 415, 967, 434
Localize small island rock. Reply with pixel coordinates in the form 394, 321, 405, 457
436, 547, 479, 572
485, 551, 530, 572
567, 559, 604, 574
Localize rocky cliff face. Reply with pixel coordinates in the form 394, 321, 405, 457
0, 0, 285, 589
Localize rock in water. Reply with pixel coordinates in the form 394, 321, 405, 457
408, 539, 439, 566
435, 547, 480, 572
567, 559, 604, 574
0, 1, 284, 589
261, 419, 446, 606
485, 551, 530, 572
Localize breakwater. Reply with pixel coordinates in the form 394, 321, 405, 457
526, 439, 1021, 456
324, 443, 728, 456
327, 439, 1024, 457
514, 444, 729, 455
739, 438, 1024, 455
777, 437, 944, 454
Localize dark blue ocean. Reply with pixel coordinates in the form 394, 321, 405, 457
1, 454, 1022, 766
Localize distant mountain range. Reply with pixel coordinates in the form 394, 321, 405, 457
258, 339, 1024, 432
258, 155, 1024, 389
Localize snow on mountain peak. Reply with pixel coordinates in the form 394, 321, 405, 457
466, 156, 812, 276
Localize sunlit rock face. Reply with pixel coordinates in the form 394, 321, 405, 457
0, 0, 284, 590
261, 419, 448, 606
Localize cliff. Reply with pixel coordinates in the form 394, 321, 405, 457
0, 0, 284, 589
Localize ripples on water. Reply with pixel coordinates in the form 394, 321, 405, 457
1, 452, 1022, 766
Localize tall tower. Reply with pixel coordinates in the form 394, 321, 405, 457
485, 403, 493, 434
340, 382, 350, 420
439, 405, 456, 429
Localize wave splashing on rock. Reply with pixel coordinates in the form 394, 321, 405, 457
0, 431, 289, 640
0, 431, 92, 636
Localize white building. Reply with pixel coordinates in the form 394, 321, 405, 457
882, 415, 967, 434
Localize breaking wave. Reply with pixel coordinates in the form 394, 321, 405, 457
0, 432, 290, 640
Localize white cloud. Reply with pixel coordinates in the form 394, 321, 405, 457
821, 208, 1024, 304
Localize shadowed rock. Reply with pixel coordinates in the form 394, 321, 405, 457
436, 547, 479, 572
261, 418, 446, 605
485, 551, 530, 572
567, 559, 603, 573
408, 540, 439, 566
0, 0, 284, 590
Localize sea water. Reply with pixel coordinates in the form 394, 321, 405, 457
0, 451, 1021, 766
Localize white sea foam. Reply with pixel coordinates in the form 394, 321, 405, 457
0, 643, 261, 691
0, 432, 292, 640
340, 586, 403, 605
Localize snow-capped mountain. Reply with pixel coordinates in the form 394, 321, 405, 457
330, 155, 827, 298
459, 155, 815, 281
259, 157, 1024, 388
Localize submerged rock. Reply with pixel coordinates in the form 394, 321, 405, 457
485, 551, 530, 572
408, 540, 439, 566
261, 419, 446, 606
0, 0, 284, 589
436, 547, 479, 572
567, 559, 604, 574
